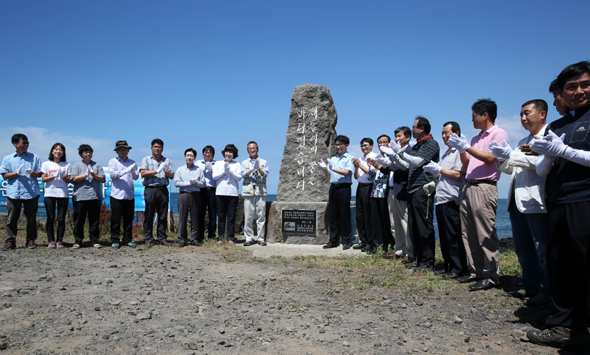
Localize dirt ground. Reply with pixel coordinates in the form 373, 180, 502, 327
0, 240, 584, 355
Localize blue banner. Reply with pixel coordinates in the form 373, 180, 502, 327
0, 168, 163, 212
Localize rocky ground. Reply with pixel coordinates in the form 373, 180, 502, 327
0, 241, 583, 355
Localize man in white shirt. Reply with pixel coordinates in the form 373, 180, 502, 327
174, 148, 205, 247
351, 138, 377, 252
491, 100, 550, 306
242, 141, 269, 246
108, 140, 139, 249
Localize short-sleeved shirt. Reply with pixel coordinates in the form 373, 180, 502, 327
41, 161, 72, 198
140, 155, 172, 187
405, 138, 439, 192
329, 152, 354, 184
357, 152, 377, 184
435, 148, 465, 206
465, 125, 509, 181
0, 151, 41, 199
71, 161, 105, 202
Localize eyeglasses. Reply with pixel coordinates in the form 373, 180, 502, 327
152, 146, 163, 149
22, 141, 30, 145
472, 113, 480, 119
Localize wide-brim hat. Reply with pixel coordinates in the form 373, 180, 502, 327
114, 140, 132, 151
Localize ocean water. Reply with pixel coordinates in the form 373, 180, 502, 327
3, 193, 512, 240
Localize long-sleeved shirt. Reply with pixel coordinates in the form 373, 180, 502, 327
498, 125, 547, 214
174, 164, 206, 192
195, 159, 217, 188
0, 151, 41, 200
109, 156, 139, 200
212, 161, 242, 196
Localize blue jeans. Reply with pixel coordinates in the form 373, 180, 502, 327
509, 199, 549, 297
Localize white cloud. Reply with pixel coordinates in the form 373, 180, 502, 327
495, 114, 528, 147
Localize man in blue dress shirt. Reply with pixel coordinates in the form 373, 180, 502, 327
319, 135, 354, 250
1, 133, 42, 250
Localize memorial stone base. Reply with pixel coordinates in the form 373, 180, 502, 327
266, 201, 329, 245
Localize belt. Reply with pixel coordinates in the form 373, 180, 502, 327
145, 185, 167, 189
358, 183, 373, 187
466, 179, 497, 186
331, 183, 352, 187
179, 191, 200, 194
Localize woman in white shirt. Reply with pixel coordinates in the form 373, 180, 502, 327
212, 144, 242, 245
41, 143, 72, 249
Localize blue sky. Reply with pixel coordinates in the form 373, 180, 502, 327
1, 0, 588, 197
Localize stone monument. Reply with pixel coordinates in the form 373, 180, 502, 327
266, 84, 338, 244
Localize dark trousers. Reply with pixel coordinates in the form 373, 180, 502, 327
545, 201, 590, 331
44, 197, 69, 243
407, 188, 436, 266
370, 197, 393, 252
328, 184, 352, 245
110, 197, 135, 243
356, 183, 372, 245
143, 186, 169, 242
73, 199, 101, 244
197, 187, 217, 241
6, 196, 39, 243
178, 192, 200, 243
216, 195, 238, 242
436, 202, 468, 275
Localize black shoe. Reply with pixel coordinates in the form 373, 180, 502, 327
342, 243, 352, 250
365, 247, 376, 254
508, 289, 530, 298
401, 256, 416, 264
2, 242, 16, 251
323, 243, 338, 249
178, 241, 187, 248
413, 264, 434, 272
353, 243, 366, 250
404, 261, 419, 269
434, 269, 447, 275
527, 327, 571, 348
27, 240, 37, 249
160, 241, 170, 246
191, 240, 203, 247
443, 272, 460, 279
457, 274, 478, 283
469, 279, 496, 291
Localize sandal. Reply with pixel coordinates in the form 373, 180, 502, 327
93, 244, 101, 248
228, 240, 234, 246
72, 244, 80, 249
216, 240, 223, 246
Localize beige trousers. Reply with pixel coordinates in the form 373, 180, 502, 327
387, 189, 413, 258
460, 182, 500, 284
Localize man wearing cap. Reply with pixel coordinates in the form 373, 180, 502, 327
1, 133, 42, 250
108, 140, 140, 249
